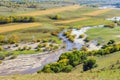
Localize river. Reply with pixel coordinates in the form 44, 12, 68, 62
0, 26, 100, 76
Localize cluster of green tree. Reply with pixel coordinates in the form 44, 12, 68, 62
39, 40, 120, 73
0, 35, 19, 44
0, 16, 35, 24
38, 50, 87, 73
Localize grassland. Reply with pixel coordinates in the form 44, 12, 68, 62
0, 51, 119, 80
54, 17, 89, 24
20, 5, 81, 16
1, 24, 61, 41
0, 23, 42, 33
86, 27, 120, 44
84, 8, 112, 16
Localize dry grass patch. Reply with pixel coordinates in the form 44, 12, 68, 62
54, 17, 89, 24
20, 5, 81, 16
84, 8, 112, 16
0, 23, 42, 33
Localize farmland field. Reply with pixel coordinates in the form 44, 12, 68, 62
0, 23, 42, 33
20, 5, 81, 16
84, 8, 112, 16
54, 17, 89, 24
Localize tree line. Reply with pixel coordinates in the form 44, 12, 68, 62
0, 16, 35, 24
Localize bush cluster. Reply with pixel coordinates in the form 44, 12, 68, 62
49, 15, 62, 20
0, 16, 35, 24
0, 35, 19, 44
63, 30, 76, 42
39, 40, 120, 73
39, 50, 87, 73
83, 58, 97, 71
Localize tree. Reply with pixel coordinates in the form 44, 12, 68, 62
83, 58, 97, 71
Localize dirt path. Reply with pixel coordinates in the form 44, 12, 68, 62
0, 23, 41, 33
84, 8, 112, 16
20, 5, 81, 16
54, 17, 89, 24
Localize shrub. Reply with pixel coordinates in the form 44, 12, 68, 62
28, 47, 32, 50
81, 46, 88, 51
37, 39, 41, 42
62, 65, 73, 72
36, 48, 43, 52
38, 44, 43, 48
51, 31, 59, 36
50, 15, 62, 20
15, 44, 19, 47
104, 23, 115, 28
0, 35, 4, 43
0, 54, 5, 60
79, 34, 85, 38
53, 46, 59, 50
23, 46, 27, 50
83, 58, 97, 71
10, 55, 17, 59
0, 46, 3, 51
8, 35, 19, 44
0, 60, 2, 64
42, 64, 54, 73
84, 37, 90, 42
107, 40, 115, 45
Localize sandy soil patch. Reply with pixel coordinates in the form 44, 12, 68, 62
0, 23, 41, 33
84, 8, 112, 16
20, 5, 81, 16
54, 18, 89, 24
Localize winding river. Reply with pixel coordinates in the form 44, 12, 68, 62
0, 26, 101, 76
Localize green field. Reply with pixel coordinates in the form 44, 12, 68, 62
86, 27, 120, 44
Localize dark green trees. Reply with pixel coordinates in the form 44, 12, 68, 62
83, 58, 97, 71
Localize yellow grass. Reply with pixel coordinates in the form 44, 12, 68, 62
0, 23, 41, 33
54, 18, 89, 24
20, 5, 81, 16
84, 8, 112, 16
